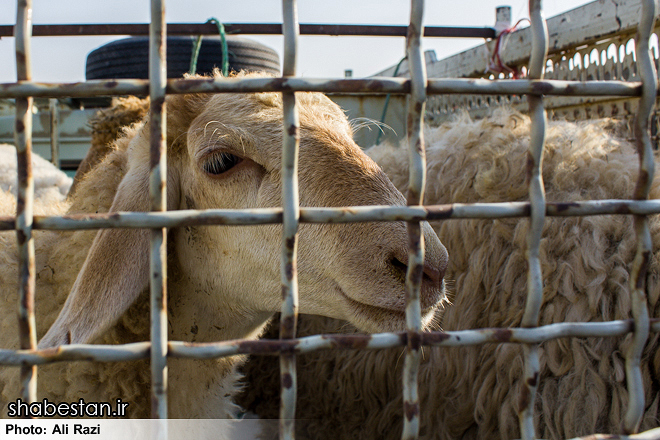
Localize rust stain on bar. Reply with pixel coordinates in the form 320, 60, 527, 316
285, 236, 296, 251
493, 328, 514, 342
526, 372, 539, 387
633, 169, 651, 200
518, 383, 532, 413
170, 77, 215, 91
281, 372, 294, 389
525, 150, 535, 184
284, 262, 295, 281
420, 332, 450, 345
530, 80, 554, 95
236, 339, 298, 355
403, 401, 419, 422
326, 334, 372, 350
280, 315, 296, 337
553, 202, 580, 213
149, 97, 166, 170
407, 331, 422, 351
634, 251, 651, 290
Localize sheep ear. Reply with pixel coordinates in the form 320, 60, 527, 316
39, 147, 181, 348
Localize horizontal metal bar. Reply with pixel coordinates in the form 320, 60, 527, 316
0, 23, 496, 38
567, 427, 660, 440
1, 319, 658, 366
0, 342, 151, 365
0, 78, 646, 99
426, 78, 643, 96
1, 200, 659, 232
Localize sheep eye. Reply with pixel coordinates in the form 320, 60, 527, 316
203, 152, 242, 176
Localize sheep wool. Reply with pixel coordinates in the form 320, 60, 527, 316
0, 144, 72, 203
237, 108, 660, 440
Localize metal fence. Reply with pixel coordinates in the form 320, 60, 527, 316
419, 0, 660, 141
1, 1, 660, 440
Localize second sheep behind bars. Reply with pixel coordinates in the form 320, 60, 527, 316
239, 108, 660, 440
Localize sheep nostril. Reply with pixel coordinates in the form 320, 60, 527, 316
390, 257, 408, 278
423, 265, 441, 286
390, 257, 442, 287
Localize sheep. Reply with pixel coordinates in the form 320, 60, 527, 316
0, 71, 449, 420
236, 108, 660, 440
0, 143, 72, 203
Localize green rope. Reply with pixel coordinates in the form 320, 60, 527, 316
376, 56, 407, 146
189, 35, 203, 75
189, 17, 229, 76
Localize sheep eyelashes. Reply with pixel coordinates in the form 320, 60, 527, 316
202, 151, 243, 176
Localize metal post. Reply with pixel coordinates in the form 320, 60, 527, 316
14, 0, 37, 408
49, 98, 59, 168
149, 0, 168, 437
495, 6, 512, 35
279, 1, 300, 439
402, 0, 427, 439
518, 0, 548, 439
624, 0, 656, 434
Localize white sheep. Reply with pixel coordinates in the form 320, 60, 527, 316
0, 72, 449, 420
0, 144, 72, 203
237, 108, 660, 439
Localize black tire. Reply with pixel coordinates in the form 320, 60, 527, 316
85, 36, 280, 80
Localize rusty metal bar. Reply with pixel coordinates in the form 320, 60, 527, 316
624, 0, 657, 434
402, 1, 427, 439
572, 428, 660, 440
0, 23, 496, 38
48, 98, 59, 167
0, 77, 650, 99
148, 0, 168, 430
518, 1, 549, 439
279, 1, 300, 439
4, 199, 660, 232
2, 319, 660, 366
567, 428, 660, 440
14, 0, 37, 408
0, 342, 152, 365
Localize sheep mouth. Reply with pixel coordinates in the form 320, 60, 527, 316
338, 288, 441, 333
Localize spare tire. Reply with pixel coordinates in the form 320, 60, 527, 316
86, 36, 281, 80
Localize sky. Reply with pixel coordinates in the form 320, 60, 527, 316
0, 0, 593, 83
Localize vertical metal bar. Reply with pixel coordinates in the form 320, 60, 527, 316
402, 1, 426, 439
14, 0, 37, 407
624, 0, 656, 433
518, 0, 548, 439
48, 98, 59, 168
279, 1, 300, 440
149, 0, 168, 433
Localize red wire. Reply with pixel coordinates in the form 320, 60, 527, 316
488, 18, 530, 79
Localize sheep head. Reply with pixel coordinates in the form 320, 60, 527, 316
39, 73, 448, 348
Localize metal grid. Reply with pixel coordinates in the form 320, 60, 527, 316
422, 0, 660, 142
1, 1, 660, 440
